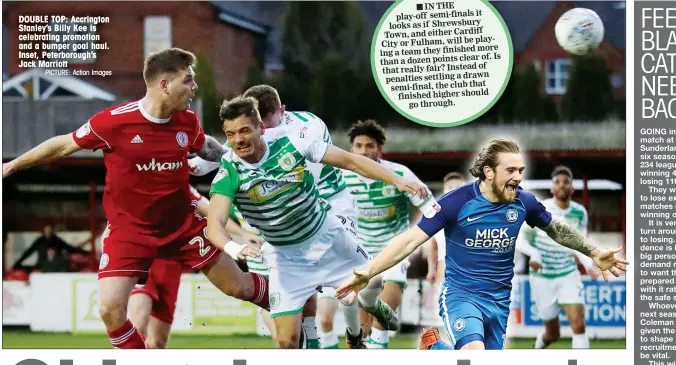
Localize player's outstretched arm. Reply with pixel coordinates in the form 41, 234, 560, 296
195, 135, 226, 162
3, 134, 82, 178
206, 194, 235, 251
335, 226, 430, 300
541, 219, 629, 282
197, 195, 262, 245
321, 145, 428, 198
207, 194, 261, 260
426, 238, 439, 284
225, 219, 264, 246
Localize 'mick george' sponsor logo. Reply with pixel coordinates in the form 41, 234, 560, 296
465, 228, 516, 250
136, 158, 183, 172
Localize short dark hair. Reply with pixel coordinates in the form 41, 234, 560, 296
469, 139, 521, 180
348, 120, 387, 146
552, 165, 573, 180
443, 172, 465, 183
143, 48, 196, 84
242, 85, 282, 119
219, 96, 261, 126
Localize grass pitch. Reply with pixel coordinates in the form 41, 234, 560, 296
3, 329, 625, 349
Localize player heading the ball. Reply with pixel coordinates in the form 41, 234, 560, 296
207, 96, 429, 349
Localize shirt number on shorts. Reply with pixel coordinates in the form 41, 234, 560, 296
189, 227, 211, 257
356, 245, 369, 260
337, 215, 357, 236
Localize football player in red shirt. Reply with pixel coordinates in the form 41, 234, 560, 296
118, 185, 263, 348
3, 48, 269, 349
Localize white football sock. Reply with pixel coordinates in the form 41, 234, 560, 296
572, 333, 590, 349
357, 275, 383, 310
367, 328, 389, 348
302, 317, 319, 348
339, 295, 361, 337
319, 328, 339, 348
534, 332, 546, 349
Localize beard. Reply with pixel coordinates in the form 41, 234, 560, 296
493, 179, 518, 203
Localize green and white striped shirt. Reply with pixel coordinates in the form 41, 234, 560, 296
272, 111, 346, 199
343, 159, 430, 255
200, 111, 345, 201
228, 205, 269, 276
210, 133, 330, 247
521, 198, 588, 278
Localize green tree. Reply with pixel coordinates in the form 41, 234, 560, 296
281, 2, 369, 111
614, 100, 626, 120
194, 54, 222, 134
542, 94, 559, 122
561, 54, 614, 120
242, 66, 267, 92
354, 74, 405, 128
246, 3, 402, 128
309, 52, 357, 127
309, 52, 400, 129
513, 63, 545, 122
482, 69, 517, 124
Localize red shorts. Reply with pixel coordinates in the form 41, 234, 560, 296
130, 259, 183, 324
98, 214, 220, 280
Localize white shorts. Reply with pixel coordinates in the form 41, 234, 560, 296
327, 189, 358, 239
263, 213, 371, 318
530, 271, 585, 321
382, 259, 410, 288
289, 190, 357, 302
246, 254, 269, 278
318, 286, 337, 300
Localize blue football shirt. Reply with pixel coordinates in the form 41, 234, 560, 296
418, 181, 552, 301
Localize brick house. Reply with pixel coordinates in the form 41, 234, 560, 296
2, 1, 286, 100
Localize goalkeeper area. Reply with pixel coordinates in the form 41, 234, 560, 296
3, 329, 625, 349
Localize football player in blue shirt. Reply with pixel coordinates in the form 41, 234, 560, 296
335, 139, 629, 350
